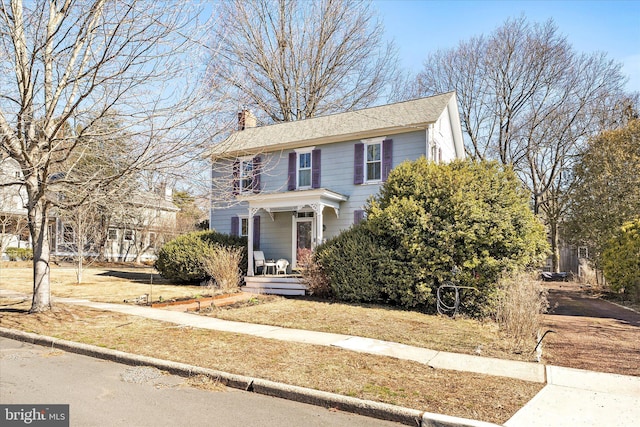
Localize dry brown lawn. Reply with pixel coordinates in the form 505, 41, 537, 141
0, 263, 547, 423
207, 298, 537, 362
0, 264, 206, 302
0, 299, 541, 424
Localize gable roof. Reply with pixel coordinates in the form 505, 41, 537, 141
209, 92, 460, 158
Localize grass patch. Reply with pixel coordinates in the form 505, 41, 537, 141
207, 297, 536, 361
0, 299, 542, 424
0, 265, 207, 303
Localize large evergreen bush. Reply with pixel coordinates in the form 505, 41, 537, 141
316, 159, 549, 316
155, 231, 247, 283
602, 219, 640, 302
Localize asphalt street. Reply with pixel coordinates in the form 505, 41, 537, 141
0, 337, 401, 427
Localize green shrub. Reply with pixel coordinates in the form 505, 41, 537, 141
365, 159, 548, 316
5, 247, 33, 261
602, 219, 640, 302
155, 231, 247, 283
317, 159, 549, 316
315, 224, 386, 303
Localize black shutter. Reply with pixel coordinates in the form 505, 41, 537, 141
382, 139, 393, 181
287, 152, 297, 191
253, 215, 260, 249
230, 216, 239, 236
232, 160, 240, 195
354, 143, 364, 185
354, 210, 365, 225
311, 149, 321, 189
252, 156, 262, 193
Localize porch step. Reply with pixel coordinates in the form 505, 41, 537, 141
243, 276, 308, 296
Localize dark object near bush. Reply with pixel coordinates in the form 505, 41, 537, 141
540, 272, 569, 282
155, 231, 247, 283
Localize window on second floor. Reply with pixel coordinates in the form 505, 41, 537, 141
240, 160, 254, 192
431, 143, 442, 164
233, 156, 261, 195
366, 142, 382, 182
354, 138, 393, 185
298, 151, 312, 188
288, 148, 321, 191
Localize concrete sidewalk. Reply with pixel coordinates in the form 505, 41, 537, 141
60, 296, 546, 383
2, 290, 639, 426
59, 297, 640, 427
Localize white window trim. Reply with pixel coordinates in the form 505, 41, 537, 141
237, 215, 249, 237
237, 155, 255, 194
294, 147, 315, 190
362, 137, 385, 183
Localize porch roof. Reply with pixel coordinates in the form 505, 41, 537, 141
237, 188, 348, 215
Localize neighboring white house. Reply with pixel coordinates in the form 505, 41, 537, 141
208, 92, 465, 292
0, 155, 179, 262
0, 156, 30, 255
51, 186, 180, 262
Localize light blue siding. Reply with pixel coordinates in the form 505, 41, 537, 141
210, 129, 428, 251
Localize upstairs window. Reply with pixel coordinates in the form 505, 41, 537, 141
233, 156, 261, 195
298, 152, 312, 188
288, 148, 321, 191
366, 142, 381, 182
240, 160, 254, 192
354, 138, 393, 185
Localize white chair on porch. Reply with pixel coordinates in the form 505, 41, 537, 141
254, 251, 265, 274
275, 259, 289, 275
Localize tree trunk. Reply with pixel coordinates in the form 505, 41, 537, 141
29, 201, 51, 313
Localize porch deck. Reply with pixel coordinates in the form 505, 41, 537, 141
243, 275, 308, 296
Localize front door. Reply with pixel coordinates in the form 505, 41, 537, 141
293, 212, 314, 268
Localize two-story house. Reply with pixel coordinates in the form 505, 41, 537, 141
209, 92, 465, 294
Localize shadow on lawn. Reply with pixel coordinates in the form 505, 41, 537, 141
96, 270, 172, 284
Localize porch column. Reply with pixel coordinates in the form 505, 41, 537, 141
247, 207, 259, 276
310, 203, 323, 248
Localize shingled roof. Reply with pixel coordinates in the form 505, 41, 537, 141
209, 92, 458, 158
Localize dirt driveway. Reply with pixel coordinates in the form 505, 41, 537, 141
542, 282, 640, 377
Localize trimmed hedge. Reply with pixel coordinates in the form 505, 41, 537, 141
155, 231, 247, 283
315, 224, 386, 303
5, 247, 33, 261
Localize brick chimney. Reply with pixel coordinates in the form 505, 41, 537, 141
237, 109, 257, 131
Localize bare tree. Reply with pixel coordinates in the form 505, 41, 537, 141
416, 17, 629, 271
0, 0, 220, 312
209, 0, 400, 124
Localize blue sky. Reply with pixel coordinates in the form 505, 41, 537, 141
374, 0, 640, 92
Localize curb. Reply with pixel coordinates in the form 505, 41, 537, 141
0, 327, 500, 427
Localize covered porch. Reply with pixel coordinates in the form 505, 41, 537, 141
238, 189, 348, 294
